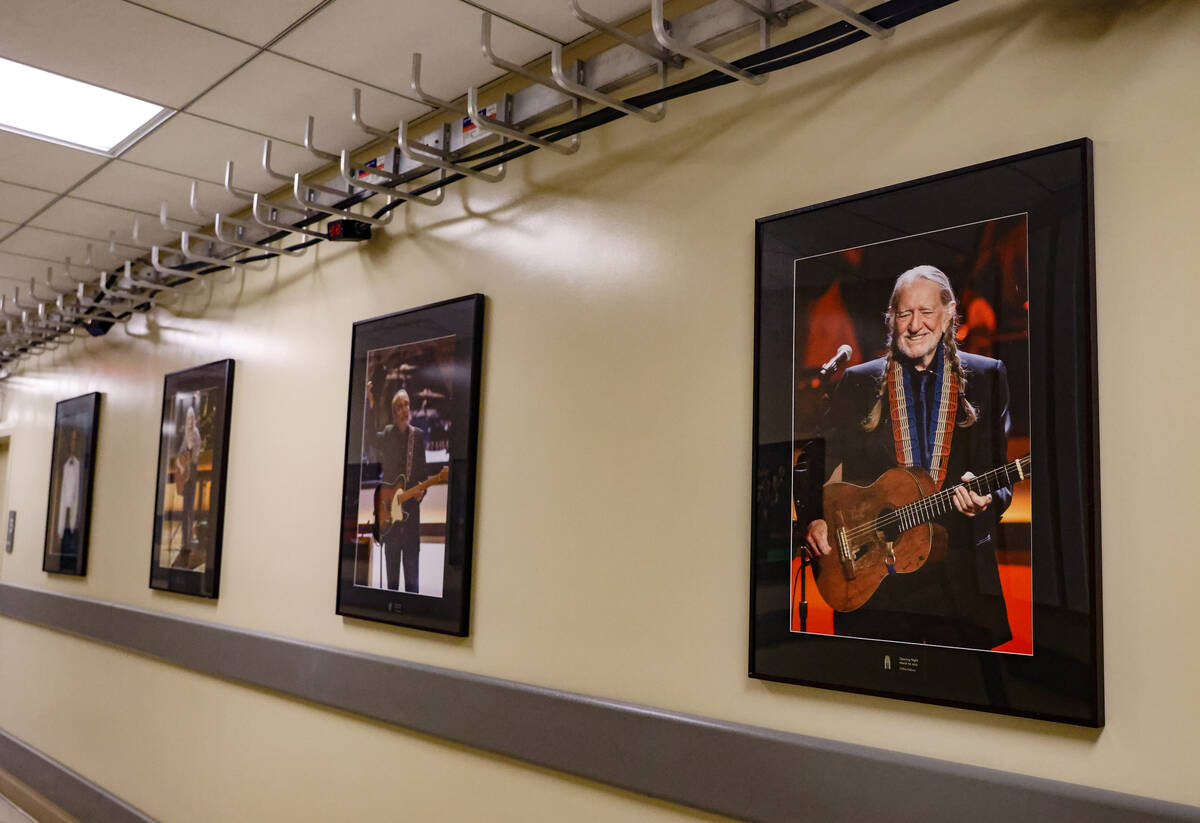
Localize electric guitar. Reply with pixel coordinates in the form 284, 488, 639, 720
374, 466, 449, 535
813, 455, 1030, 612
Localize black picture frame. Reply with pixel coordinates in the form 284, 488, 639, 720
750, 140, 1102, 726
336, 294, 484, 636
42, 392, 102, 576
148, 359, 235, 599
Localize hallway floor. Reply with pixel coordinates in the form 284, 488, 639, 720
0, 795, 33, 823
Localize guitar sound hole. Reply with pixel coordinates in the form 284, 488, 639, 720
877, 505, 903, 543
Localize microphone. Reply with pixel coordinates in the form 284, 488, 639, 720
818, 344, 853, 379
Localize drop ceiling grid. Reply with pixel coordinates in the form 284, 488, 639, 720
0, 0, 654, 282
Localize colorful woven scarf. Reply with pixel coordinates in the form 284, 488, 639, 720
887, 348, 959, 489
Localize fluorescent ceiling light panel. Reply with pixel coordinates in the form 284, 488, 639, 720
0, 57, 171, 155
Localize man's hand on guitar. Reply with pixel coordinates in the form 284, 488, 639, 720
952, 471, 992, 517
804, 519, 833, 559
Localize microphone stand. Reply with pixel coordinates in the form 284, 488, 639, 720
796, 448, 816, 633
794, 356, 848, 633
793, 448, 815, 633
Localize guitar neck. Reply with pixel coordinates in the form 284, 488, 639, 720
392, 468, 449, 504
899, 455, 1030, 527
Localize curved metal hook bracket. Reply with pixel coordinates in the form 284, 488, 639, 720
410, 54, 463, 115
249, 196, 330, 242
223, 162, 309, 218
188, 181, 214, 221
64, 254, 99, 286
264, 138, 347, 198
180, 233, 260, 275
549, 44, 665, 122
13, 285, 42, 311
75, 282, 138, 321
36, 303, 78, 335
339, 150, 446, 207
303, 116, 343, 164
569, 0, 681, 67
124, 222, 156, 253
34, 271, 69, 300
216, 212, 309, 255
350, 88, 394, 140
398, 121, 506, 183
465, 87, 579, 155
224, 160, 256, 203
650, 0, 765, 85
93, 266, 165, 307
292, 174, 393, 227
480, 13, 570, 97
0, 296, 24, 320
127, 258, 204, 297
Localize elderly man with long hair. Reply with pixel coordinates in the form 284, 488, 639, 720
804, 265, 1014, 650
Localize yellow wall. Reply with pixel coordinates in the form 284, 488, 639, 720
2, 0, 1199, 819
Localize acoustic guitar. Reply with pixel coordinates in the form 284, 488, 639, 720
174, 455, 191, 495
813, 455, 1030, 612
374, 466, 450, 535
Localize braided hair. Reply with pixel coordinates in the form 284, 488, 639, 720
862, 265, 979, 431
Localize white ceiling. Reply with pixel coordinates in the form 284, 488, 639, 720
0, 0, 650, 287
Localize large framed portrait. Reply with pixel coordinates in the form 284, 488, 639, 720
149, 359, 235, 598
751, 140, 1102, 725
42, 392, 102, 576
336, 294, 484, 636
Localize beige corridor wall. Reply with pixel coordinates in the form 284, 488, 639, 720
1, 1, 1198, 819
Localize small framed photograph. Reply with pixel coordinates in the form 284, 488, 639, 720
42, 392, 102, 576
149, 359, 235, 598
336, 294, 484, 636
751, 140, 1102, 725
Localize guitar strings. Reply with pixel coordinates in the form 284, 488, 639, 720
841, 460, 1017, 540
840, 457, 1030, 542
841, 458, 1029, 540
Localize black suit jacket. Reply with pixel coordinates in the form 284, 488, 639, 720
821, 351, 1013, 648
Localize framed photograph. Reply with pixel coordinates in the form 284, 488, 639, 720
750, 140, 1102, 725
149, 359, 235, 598
336, 294, 484, 636
42, 392, 102, 576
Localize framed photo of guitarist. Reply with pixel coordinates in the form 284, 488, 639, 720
751, 141, 1102, 726
149, 359, 235, 598
336, 294, 484, 635
42, 391, 102, 576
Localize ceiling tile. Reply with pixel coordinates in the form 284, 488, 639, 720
120, 113, 324, 197
0, 0, 258, 107
0, 132, 107, 193
0, 182, 58, 225
72, 163, 217, 228
478, 0, 651, 42
189, 53, 430, 157
0, 222, 20, 247
28, 199, 193, 253
271, 0, 553, 102
131, 0, 320, 47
